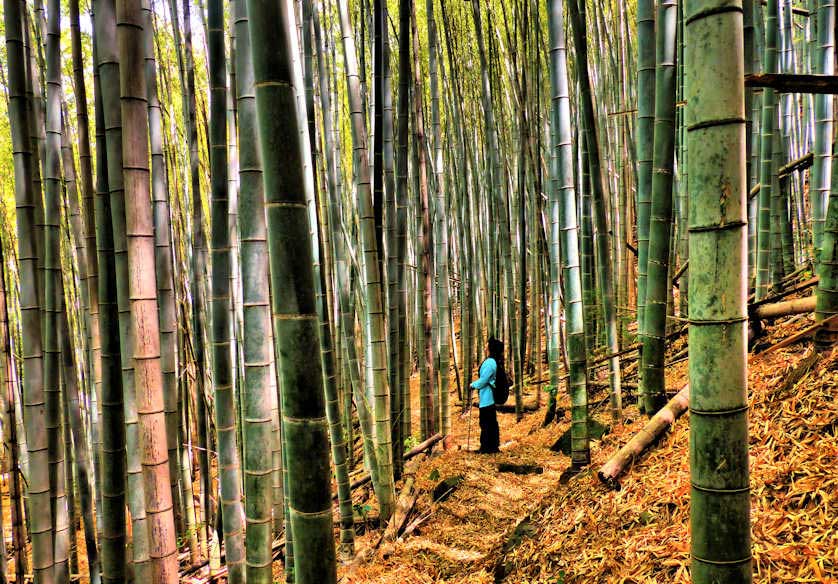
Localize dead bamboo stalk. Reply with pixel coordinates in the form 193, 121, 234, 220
753, 295, 816, 320
378, 462, 419, 548
597, 384, 690, 490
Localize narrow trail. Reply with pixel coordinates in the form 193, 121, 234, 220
347, 388, 579, 584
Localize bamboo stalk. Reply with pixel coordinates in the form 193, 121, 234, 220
753, 295, 816, 319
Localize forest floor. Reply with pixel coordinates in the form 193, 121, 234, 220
1, 306, 835, 583
344, 314, 837, 583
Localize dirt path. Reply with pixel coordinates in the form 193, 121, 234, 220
344, 385, 600, 584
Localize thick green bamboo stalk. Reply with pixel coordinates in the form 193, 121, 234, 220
269, 357, 284, 539
685, 2, 752, 582
676, 0, 689, 320
299, 72, 356, 564
43, 0, 71, 577
115, 0, 179, 578
4, 0, 55, 578
636, 0, 655, 333
396, 0, 412, 451
233, 0, 275, 578
812, 0, 834, 255
246, 0, 337, 579
816, 139, 838, 346
61, 358, 78, 578
744, 0, 757, 283
58, 120, 98, 578
309, 219, 355, 558
68, 5, 104, 524
548, 0, 589, 467
336, 0, 396, 519
312, 1, 356, 472
770, 131, 785, 284
816, 33, 838, 345
90, 10, 128, 580
207, 0, 246, 576
382, 0, 403, 476
410, 0, 437, 440
58, 292, 99, 584
639, 0, 678, 416
29, 0, 48, 245
372, 0, 386, 288
426, 0, 451, 440
777, 0, 795, 277
546, 38, 562, 419
178, 377, 202, 566
178, 0, 213, 539
567, 0, 622, 419
756, 0, 778, 300
297, 0, 354, 560
579, 122, 597, 357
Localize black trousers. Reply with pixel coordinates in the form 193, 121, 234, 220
479, 405, 500, 453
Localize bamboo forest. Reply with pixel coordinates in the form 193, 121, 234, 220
0, 0, 836, 581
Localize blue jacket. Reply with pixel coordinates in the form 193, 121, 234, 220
471, 358, 497, 408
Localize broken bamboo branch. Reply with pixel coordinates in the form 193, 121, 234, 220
761, 314, 838, 354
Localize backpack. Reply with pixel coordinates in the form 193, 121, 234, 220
492, 361, 510, 405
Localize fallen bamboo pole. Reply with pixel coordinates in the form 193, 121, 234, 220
598, 384, 690, 490
753, 295, 816, 320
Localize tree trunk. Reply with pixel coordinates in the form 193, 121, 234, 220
207, 0, 245, 577
685, 2, 752, 580
639, 0, 678, 416
44, 0, 72, 577
336, 0, 396, 519
567, 0, 622, 421
142, 0, 183, 530
116, 0, 179, 577
548, 0, 589, 468
90, 5, 128, 578
756, 0, 778, 300
636, 0, 655, 334
246, 0, 338, 578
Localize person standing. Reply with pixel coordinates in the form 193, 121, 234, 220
470, 337, 503, 453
